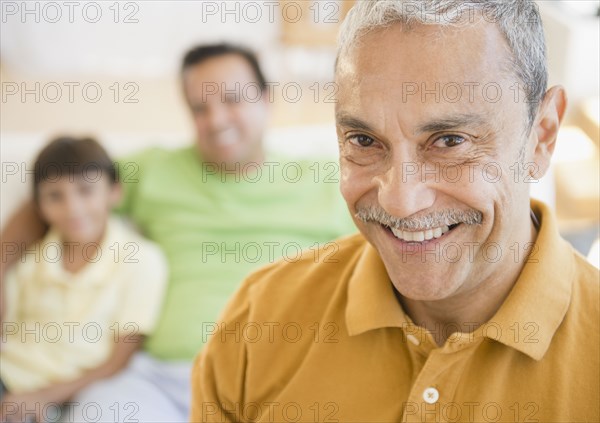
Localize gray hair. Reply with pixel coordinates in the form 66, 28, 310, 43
355, 205, 483, 231
337, 0, 548, 127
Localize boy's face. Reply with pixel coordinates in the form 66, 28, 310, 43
37, 175, 121, 245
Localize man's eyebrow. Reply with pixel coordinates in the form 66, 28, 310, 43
336, 112, 491, 135
335, 113, 376, 132
415, 113, 489, 135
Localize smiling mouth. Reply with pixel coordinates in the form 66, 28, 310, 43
383, 223, 461, 243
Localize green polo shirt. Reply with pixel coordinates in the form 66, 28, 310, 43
116, 146, 356, 360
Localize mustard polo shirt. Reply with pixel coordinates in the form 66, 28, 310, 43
191, 200, 599, 422
1, 217, 167, 393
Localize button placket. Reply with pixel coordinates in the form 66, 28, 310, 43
406, 333, 420, 346
423, 387, 440, 404
401, 348, 468, 423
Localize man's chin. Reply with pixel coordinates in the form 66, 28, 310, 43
205, 148, 257, 167
386, 265, 464, 300
206, 150, 239, 165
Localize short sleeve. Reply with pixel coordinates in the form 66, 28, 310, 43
113, 238, 168, 336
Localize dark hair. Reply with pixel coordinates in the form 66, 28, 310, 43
33, 136, 117, 202
181, 43, 267, 90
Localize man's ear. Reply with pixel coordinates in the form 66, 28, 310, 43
530, 85, 568, 179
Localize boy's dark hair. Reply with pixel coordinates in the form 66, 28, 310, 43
33, 136, 117, 202
181, 43, 267, 90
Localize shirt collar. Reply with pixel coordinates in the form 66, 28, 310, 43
481, 199, 574, 360
345, 199, 574, 361
345, 241, 409, 336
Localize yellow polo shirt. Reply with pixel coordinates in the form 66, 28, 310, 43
1, 217, 167, 393
191, 200, 599, 422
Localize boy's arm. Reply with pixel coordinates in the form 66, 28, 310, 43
0, 200, 48, 320
0, 335, 143, 422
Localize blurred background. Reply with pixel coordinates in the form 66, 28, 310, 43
1, 0, 599, 265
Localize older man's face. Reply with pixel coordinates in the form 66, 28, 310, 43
336, 20, 543, 301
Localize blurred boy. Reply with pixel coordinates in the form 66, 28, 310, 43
0, 137, 167, 423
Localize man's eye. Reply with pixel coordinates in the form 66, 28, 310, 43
348, 134, 375, 147
432, 135, 466, 148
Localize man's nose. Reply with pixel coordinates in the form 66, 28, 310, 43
375, 160, 436, 220
205, 103, 231, 131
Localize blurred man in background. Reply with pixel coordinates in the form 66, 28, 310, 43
1, 43, 355, 422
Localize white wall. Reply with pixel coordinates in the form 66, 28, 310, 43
538, 1, 600, 106
0, 1, 281, 78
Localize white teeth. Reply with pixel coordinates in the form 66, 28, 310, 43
390, 224, 456, 242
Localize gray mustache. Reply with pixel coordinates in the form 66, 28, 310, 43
355, 205, 483, 231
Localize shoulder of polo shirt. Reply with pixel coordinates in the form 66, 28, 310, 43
242, 232, 367, 299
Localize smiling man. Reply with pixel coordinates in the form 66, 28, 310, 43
191, 1, 599, 422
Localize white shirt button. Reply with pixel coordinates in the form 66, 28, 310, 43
406, 334, 420, 346
423, 387, 439, 404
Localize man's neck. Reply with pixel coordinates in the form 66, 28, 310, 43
398, 214, 540, 347
198, 147, 266, 175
